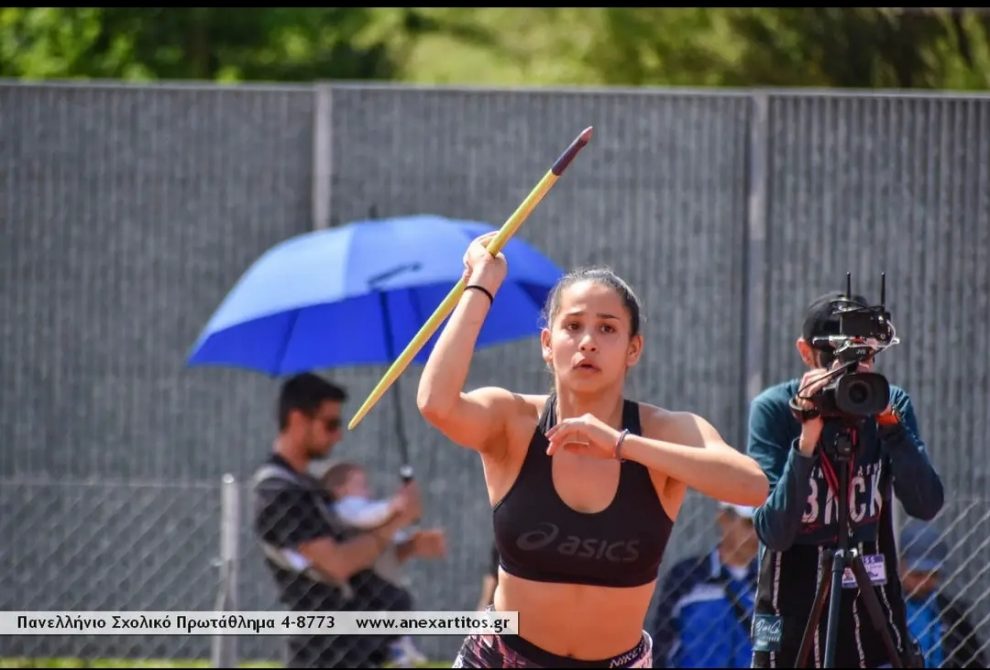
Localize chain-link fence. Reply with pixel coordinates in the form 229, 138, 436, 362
0, 478, 223, 662
646, 494, 990, 669
2, 478, 984, 667
901, 498, 990, 669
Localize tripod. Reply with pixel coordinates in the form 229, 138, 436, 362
795, 423, 905, 668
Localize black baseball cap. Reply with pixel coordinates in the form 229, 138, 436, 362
802, 291, 868, 346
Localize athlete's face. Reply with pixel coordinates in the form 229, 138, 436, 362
541, 280, 643, 393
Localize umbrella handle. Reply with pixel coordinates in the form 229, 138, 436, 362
398, 465, 420, 525
347, 126, 594, 432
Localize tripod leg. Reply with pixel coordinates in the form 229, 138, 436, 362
850, 553, 904, 668
823, 549, 847, 668
797, 550, 833, 667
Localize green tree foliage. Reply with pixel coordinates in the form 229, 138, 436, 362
571, 8, 990, 89
721, 7, 990, 89
2, 7, 990, 90
0, 7, 489, 82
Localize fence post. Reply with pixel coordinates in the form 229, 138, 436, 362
212, 473, 241, 668
743, 91, 770, 434
312, 83, 333, 231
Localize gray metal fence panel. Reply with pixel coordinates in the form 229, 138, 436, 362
759, 92, 990, 496
0, 81, 315, 481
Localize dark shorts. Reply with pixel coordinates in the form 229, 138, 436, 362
453, 629, 653, 668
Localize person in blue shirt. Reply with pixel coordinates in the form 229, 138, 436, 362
747, 291, 945, 669
900, 521, 986, 669
649, 502, 760, 668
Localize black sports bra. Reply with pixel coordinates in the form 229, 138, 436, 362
492, 394, 674, 587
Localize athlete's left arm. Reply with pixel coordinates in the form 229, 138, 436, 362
543, 406, 769, 506
878, 390, 945, 520
631, 408, 769, 508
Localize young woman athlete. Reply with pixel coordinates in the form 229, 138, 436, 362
417, 232, 769, 668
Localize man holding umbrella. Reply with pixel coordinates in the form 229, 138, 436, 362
252, 372, 444, 668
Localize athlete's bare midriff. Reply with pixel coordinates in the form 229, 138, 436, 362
494, 570, 654, 659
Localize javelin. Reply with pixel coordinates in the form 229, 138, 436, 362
347, 126, 594, 432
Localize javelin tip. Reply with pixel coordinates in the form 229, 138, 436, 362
551, 126, 595, 176
350, 123, 596, 429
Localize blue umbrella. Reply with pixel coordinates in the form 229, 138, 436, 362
187, 214, 563, 471
188, 214, 562, 373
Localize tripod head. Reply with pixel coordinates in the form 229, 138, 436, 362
820, 418, 861, 463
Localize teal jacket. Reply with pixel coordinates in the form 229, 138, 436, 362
747, 380, 944, 551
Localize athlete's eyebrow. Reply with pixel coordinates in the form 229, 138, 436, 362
563, 310, 619, 320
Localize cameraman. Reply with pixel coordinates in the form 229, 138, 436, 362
747, 291, 944, 668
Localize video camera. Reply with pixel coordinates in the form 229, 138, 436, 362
809, 274, 898, 420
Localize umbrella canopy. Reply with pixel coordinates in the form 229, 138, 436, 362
187, 214, 563, 375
